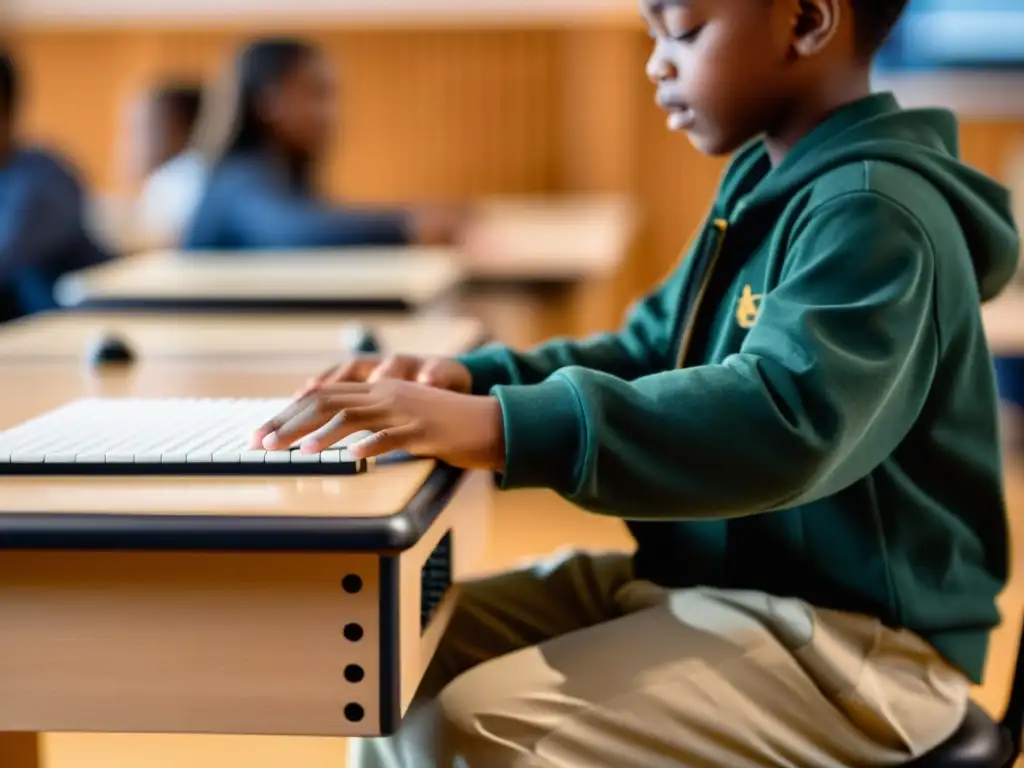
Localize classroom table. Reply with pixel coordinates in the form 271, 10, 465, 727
53, 248, 464, 314
0, 318, 491, 767
462, 195, 637, 283
0, 365, 491, 766
0, 311, 486, 366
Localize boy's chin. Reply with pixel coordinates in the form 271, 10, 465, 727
682, 128, 747, 157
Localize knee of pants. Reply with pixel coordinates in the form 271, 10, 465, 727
431, 664, 531, 761
434, 674, 483, 744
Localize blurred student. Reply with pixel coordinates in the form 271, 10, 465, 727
184, 37, 457, 251
0, 50, 110, 322
134, 82, 207, 246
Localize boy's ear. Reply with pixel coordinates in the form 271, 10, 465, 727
792, 0, 842, 57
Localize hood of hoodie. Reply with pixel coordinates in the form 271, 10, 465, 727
720, 92, 1020, 302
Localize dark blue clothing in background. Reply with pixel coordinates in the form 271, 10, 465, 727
0, 148, 111, 322
182, 152, 411, 250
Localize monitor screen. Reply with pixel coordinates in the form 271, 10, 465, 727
877, 0, 1024, 70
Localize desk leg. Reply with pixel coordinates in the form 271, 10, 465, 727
0, 733, 42, 768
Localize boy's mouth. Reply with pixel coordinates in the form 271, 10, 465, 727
655, 95, 695, 131
666, 108, 695, 131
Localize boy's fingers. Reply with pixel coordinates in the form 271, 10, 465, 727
416, 360, 445, 387
251, 396, 316, 447
299, 406, 392, 453
306, 358, 377, 390
335, 358, 381, 383
262, 395, 374, 449
367, 356, 416, 383
347, 424, 421, 459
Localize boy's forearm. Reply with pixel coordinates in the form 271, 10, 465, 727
456, 332, 665, 395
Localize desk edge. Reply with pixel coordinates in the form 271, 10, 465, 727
0, 463, 465, 553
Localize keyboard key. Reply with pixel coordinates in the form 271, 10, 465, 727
43, 454, 76, 463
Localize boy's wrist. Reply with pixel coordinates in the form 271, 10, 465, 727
455, 348, 514, 395
483, 395, 507, 472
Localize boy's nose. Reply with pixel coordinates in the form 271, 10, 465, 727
646, 48, 678, 83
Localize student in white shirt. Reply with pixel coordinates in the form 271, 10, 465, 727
134, 83, 206, 246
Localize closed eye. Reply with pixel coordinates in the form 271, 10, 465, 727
673, 24, 704, 43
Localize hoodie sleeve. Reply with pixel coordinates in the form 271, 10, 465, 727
455, 261, 694, 393
490, 192, 941, 520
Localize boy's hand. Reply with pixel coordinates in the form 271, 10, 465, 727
252, 380, 505, 471
298, 355, 472, 396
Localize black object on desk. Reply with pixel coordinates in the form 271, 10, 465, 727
345, 325, 382, 355
87, 333, 136, 367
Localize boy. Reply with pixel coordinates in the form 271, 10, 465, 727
0, 51, 110, 322
253, 0, 1019, 764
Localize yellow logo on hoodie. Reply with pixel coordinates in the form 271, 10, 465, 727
736, 284, 762, 329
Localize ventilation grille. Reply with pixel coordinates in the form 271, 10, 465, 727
420, 531, 453, 632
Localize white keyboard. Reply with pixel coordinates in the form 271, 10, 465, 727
0, 398, 368, 475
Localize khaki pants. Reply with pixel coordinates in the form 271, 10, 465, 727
350, 551, 969, 767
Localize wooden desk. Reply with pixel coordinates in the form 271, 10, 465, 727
54, 248, 465, 314
0, 312, 485, 365
0, 366, 491, 758
462, 195, 637, 283
0, 341, 490, 765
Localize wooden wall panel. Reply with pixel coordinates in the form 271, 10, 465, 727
8, 25, 1024, 330
9, 27, 564, 202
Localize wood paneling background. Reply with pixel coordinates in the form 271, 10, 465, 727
9, 25, 1024, 326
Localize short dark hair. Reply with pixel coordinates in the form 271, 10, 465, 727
154, 84, 204, 131
851, 0, 910, 54
0, 50, 18, 117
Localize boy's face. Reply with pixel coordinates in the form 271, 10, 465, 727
642, 0, 810, 155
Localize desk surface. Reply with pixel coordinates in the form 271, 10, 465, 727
85, 194, 637, 285
462, 194, 637, 281
0, 311, 485, 363
0, 366, 467, 551
55, 248, 464, 311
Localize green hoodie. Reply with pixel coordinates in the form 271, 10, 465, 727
457, 93, 1020, 683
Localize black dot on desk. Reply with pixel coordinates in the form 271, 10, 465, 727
342, 574, 362, 594
344, 664, 365, 683
345, 703, 365, 722
343, 623, 364, 641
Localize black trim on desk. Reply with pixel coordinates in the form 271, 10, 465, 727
464, 277, 577, 293
0, 462, 464, 552
378, 555, 402, 735
0, 460, 368, 477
